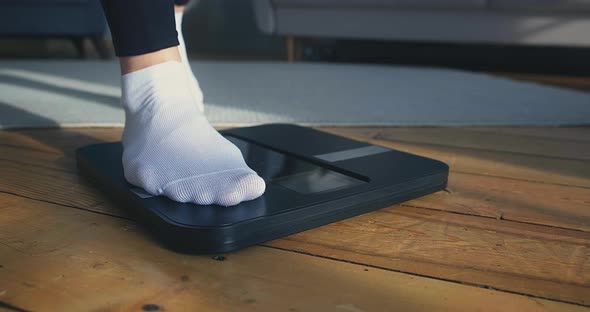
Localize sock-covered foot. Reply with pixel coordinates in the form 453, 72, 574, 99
121, 61, 265, 206
175, 11, 204, 112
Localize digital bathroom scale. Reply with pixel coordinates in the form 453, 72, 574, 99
76, 124, 448, 254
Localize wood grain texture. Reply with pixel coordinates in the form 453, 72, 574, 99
1, 127, 590, 308
266, 205, 590, 305
0, 128, 122, 217
407, 172, 590, 232
464, 127, 590, 143
322, 127, 590, 188
320, 127, 590, 232
2, 194, 582, 312
3, 128, 590, 232
371, 127, 590, 161
495, 72, 590, 93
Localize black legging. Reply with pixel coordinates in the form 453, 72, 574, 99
100, 0, 190, 57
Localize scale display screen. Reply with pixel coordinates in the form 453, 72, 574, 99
226, 136, 366, 194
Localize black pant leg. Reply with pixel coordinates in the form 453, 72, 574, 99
174, 0, 191, 5
100, 0, 179, 57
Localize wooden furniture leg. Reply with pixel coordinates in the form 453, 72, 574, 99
286, 36, 297, 63
91, 35, 111, 59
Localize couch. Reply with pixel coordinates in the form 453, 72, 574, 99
253, 0, 590, 61
0, 0, 109, 58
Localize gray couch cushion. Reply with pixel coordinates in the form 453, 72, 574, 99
271, 0, 590, 12
2, 0, 89, 3
272, 0, 486, 10
489, 0, 590, 12
0, 0, 105, 35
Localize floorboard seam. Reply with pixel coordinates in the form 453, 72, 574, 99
333, 129, 590, 188
0, 142, 60, 154
260, 244, 589, 308
399, 203, 590, 234
0, 190, 130, 221
374, 134, 590, 162
0, 300, 30, 312
0, 157, 76, 174
450, 170, 590, 189
460, 128, 590, 144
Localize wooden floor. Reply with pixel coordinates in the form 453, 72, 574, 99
0, 124, 588, 312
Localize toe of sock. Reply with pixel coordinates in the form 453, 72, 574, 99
216, 172, 266, 207
161, 181, 213, 204
160, 170, 266, 206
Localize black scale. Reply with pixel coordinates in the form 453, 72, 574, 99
76, 124, 448, 253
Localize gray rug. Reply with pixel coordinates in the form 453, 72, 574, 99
1, 60, 589, 129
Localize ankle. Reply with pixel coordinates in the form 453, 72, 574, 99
119, 47, 182, 75
121, 61, 195, 115
174, 5, 185, 13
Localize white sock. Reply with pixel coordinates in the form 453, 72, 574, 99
175, 11, 204, 112
121, 61, 266, 206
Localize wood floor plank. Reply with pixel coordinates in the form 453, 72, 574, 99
0, 159, 120, 217
5, 162, 590, 300
321, 127, 590, 188
266, 205, 590, 305
464, 127, 590, 143
372, 127, 590, 161
495, 72, 590, 93
2, 194, 581, 312
1, 127, 589, 306
3, 128, 590, 233
0, 145, 118, 216
407, 172, 590, 232
385, 139, 590, 187
0, 128, 123, 217
0, 127, 120, 155
4, 150, 588, 234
